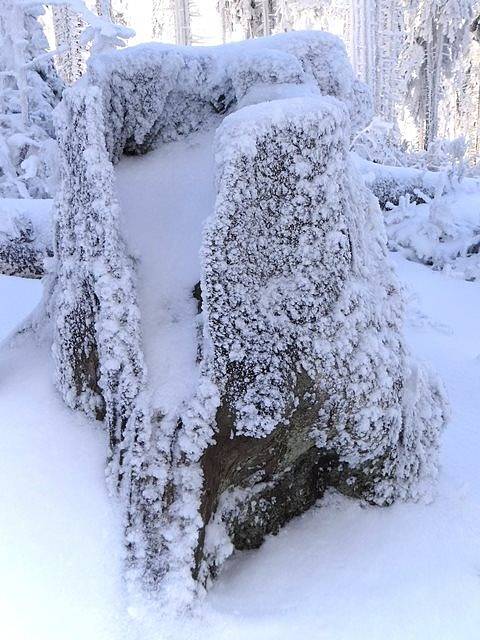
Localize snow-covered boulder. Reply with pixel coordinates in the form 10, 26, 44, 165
50, 33, 446, 609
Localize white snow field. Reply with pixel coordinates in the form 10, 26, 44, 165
1, 169, 480, 638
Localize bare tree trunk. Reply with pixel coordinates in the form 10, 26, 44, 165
95, 0, 112, 19
52, 5, 84, 83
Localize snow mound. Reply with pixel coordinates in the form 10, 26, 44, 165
386, 180, 480, 281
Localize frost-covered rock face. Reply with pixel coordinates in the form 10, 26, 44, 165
203, 98, 353, 440
196, 98, 446, 581
87, 30, 370, 163
52, 33, 445, 611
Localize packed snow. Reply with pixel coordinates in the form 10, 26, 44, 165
115, 127, 219, 410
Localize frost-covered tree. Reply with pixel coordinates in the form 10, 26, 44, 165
219, 0, 276, 39
401, 0, 475, 149
0, 0, 63, 198
111, 0, 129, 26
0, 0, 132, 200
51, 0, 133, 82
152, 0, 192, 44
437, 8, 480, 160
52, 4, 84, 82
95, 0, 111, 17
349, 0, 403, 122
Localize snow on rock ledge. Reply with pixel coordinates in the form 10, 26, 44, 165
87, 30, 370, 162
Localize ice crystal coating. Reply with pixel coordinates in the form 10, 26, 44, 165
51, 33, 446, 611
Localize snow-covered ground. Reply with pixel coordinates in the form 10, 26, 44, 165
0, 275, 42, 338
115, 128, 218, 412
1, 247, 479, 639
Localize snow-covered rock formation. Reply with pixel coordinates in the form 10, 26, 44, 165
50, 32, 446, 609
0, 198, 52, 278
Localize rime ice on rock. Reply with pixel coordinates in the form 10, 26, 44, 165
51, 32, 446, 610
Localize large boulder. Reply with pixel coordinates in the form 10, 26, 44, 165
50, 33, 446, 609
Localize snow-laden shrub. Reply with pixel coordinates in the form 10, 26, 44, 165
0, 4, 63, 198
355, 154, 480, 281
0, 198, 52, 277
425, 136, 468, 172
351, 118, 407, 167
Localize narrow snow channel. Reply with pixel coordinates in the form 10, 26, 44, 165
115, 129, 218, 410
